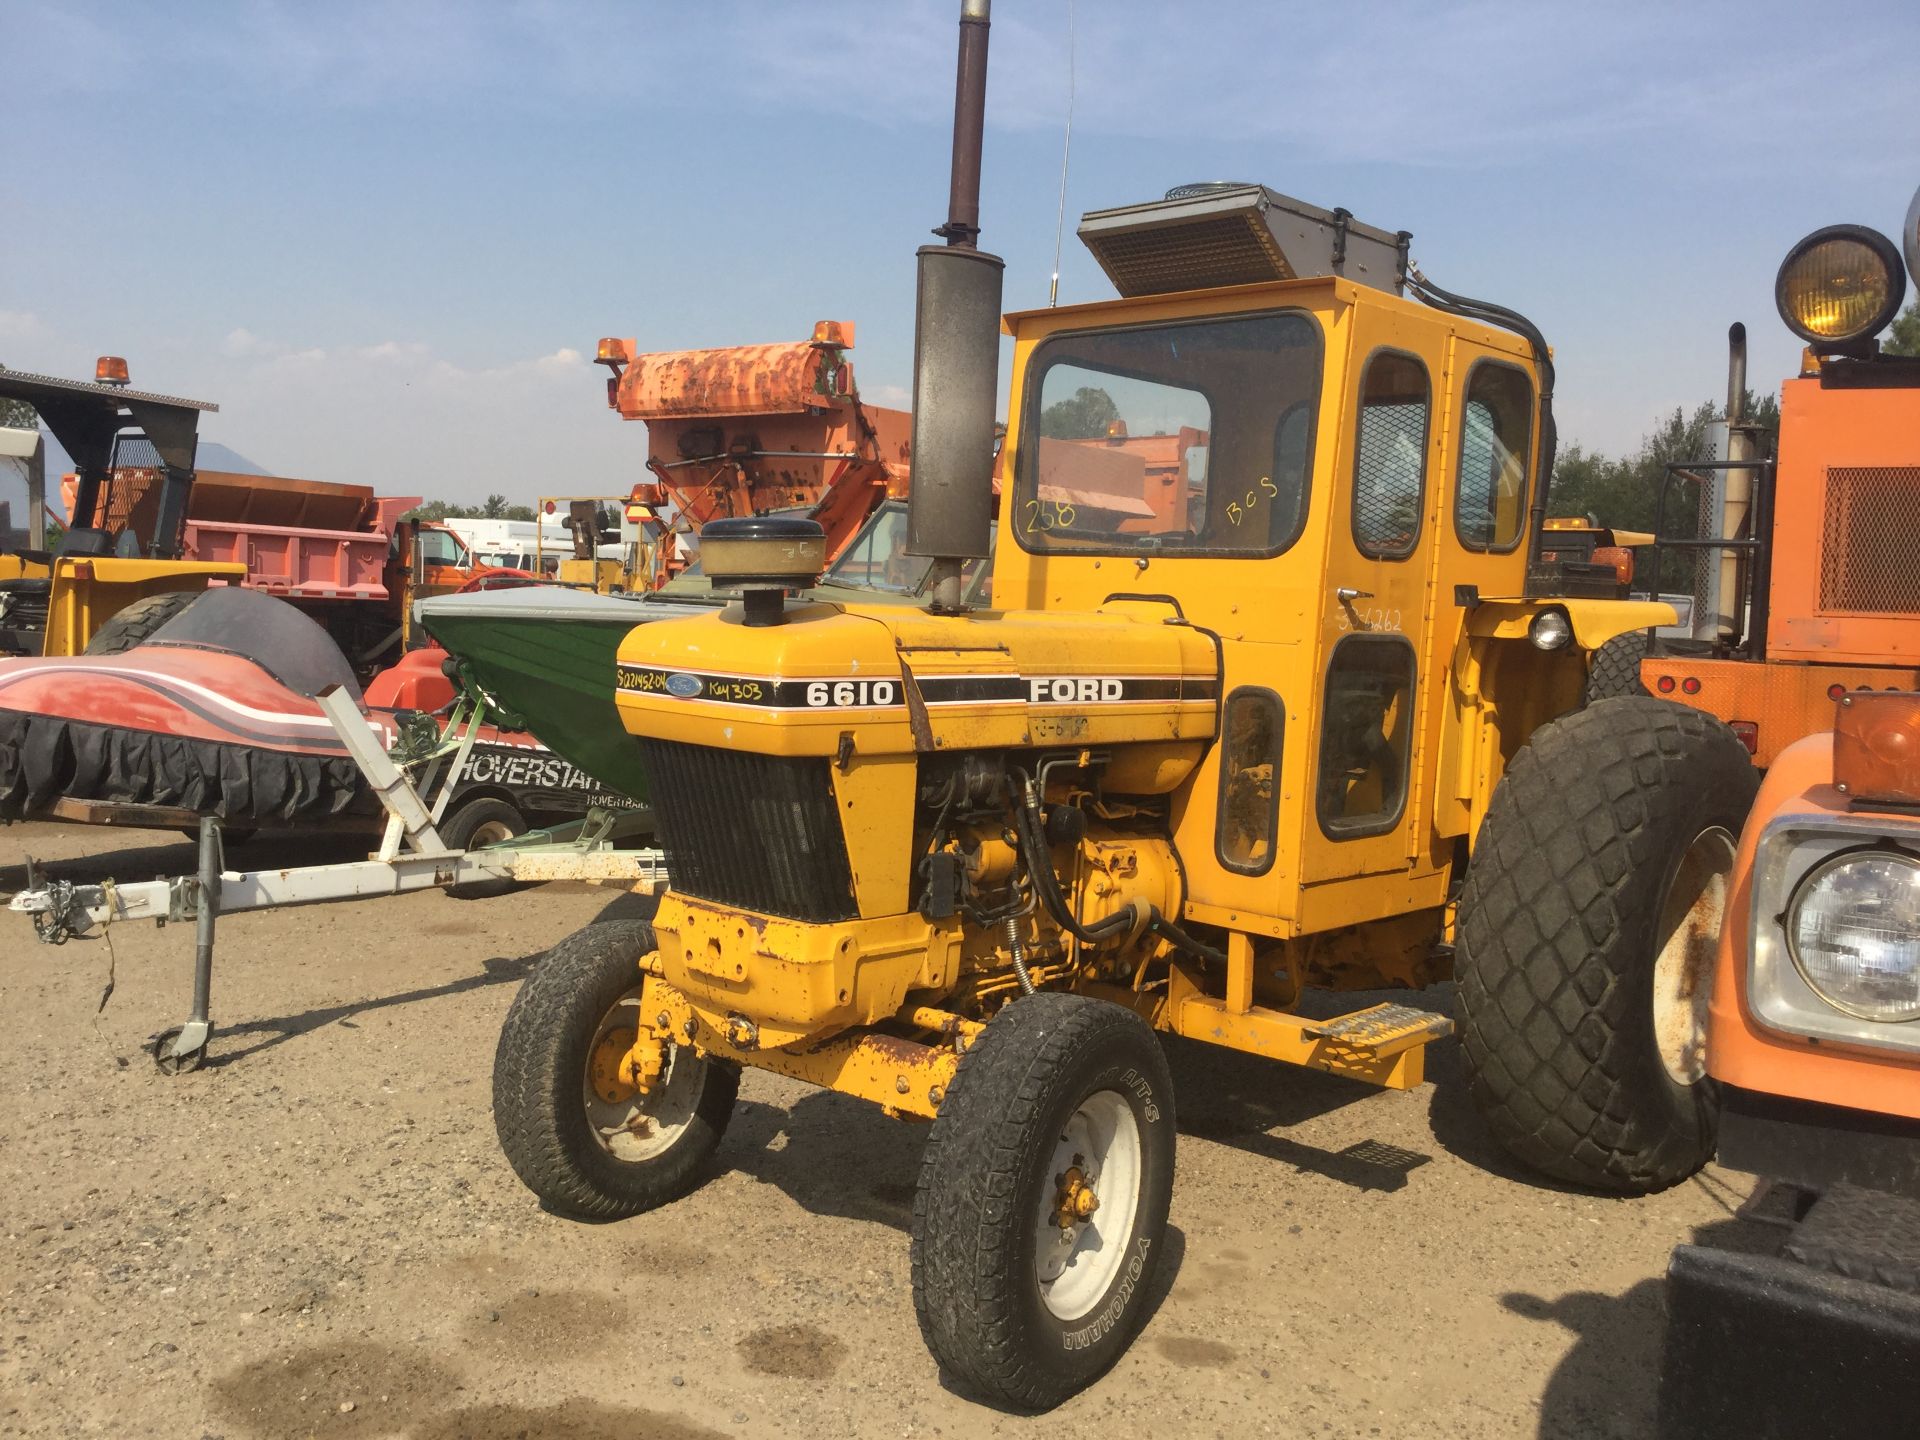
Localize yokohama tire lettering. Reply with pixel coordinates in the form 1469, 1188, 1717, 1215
1061, 1235, 1152, 1351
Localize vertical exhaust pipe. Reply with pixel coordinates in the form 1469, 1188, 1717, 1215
1718, 322, 1757, 647
907, 0, 1005, 614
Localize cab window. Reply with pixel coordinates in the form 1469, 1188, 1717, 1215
1316, 635, 1415, 838
1016, 311, 1321, 557
1454, 362, 1533, 551
1217, 688, 1284, 875
418, 528, 467, 567
1351, 351, 1430, 559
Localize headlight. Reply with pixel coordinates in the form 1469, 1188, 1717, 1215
1774, 224, 1907, 348
1528, 610, 1572, 651
1785, 850, 1920, 1022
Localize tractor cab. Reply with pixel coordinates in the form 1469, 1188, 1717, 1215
0, 359, 243, 656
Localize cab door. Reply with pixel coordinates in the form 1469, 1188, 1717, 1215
1301, 306, 1449, 891
1420, 342, 1541, 845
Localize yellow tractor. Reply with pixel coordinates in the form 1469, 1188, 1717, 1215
491, 1, 1756, 1408
0, 358, 243, 656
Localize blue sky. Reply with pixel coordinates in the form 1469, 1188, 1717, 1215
4, 1, 1917, 505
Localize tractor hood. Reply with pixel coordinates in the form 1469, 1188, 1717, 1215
612, 598, 1219, 762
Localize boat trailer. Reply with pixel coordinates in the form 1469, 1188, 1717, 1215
8, 684, 666, 1073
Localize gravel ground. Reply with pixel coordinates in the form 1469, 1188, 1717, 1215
0, 822, 1776, 1439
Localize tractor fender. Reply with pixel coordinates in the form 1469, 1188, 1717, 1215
1464, 597, 1676, 653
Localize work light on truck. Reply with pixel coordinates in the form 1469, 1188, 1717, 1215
1774, 223, 1907, 348
1785, 850, 1920, 1023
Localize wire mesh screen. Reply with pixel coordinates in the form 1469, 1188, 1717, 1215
1821, 466, 1920, 614
109, 433, 161, 469
1352, 400, 1427, 556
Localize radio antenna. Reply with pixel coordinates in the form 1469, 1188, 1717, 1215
1047, 0, 1076, 306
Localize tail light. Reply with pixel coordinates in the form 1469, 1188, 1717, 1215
1833, 692, 1920, 803
1729, 721, 1759, 754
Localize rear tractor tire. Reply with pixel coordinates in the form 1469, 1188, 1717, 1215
84, 590, 201, 655
492, 920, 737, 1219
1456, 696, 1758, 1193
1582, 630, 1650, 705
912, 992, 1176, 1411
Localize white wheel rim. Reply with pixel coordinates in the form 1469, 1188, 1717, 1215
1033, 1089, 1144, 1323
581, 990, 703, 1163
1652, 826, 1738, 1085
468, 818, 515, 848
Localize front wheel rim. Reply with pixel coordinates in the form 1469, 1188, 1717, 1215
1033, 1089, 1144, 1323
580, 990, 703, 1163
1651, 826, 1738, 1085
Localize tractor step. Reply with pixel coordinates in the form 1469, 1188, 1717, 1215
1303, 1002, 1454, 1059
1164, 993, 1454, 1090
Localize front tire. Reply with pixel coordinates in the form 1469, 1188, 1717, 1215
492, 920, 737, 1219
911, 993, 1175, 1411
1456, 697, 1757, 1193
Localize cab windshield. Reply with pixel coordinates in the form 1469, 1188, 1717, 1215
1015, 310, 1321, 557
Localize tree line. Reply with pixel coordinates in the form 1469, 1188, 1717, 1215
399, 494, 540, 523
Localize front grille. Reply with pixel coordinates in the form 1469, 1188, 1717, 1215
640, 738, 856, 922
1820, 466, 1920, 614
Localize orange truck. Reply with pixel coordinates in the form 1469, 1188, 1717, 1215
1659, 691, 1920, 1434
593, 322, 911, 587
1588, 184, 1920, 767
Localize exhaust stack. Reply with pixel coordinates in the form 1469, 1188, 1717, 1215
906, 0, 1004, 614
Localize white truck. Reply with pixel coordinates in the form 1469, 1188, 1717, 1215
442, 517, 571, 575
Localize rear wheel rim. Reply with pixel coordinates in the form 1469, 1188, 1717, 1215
1651, 826, 1738, 1085
1033, 1089, 1144, 1322
580, 990, 702, 1163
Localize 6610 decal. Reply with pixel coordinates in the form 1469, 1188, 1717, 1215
804, 679, 898, 708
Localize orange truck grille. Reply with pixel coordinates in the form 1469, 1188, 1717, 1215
1819, 466, 1920, 615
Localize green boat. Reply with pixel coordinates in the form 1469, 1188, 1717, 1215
415, 501, 992, 810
